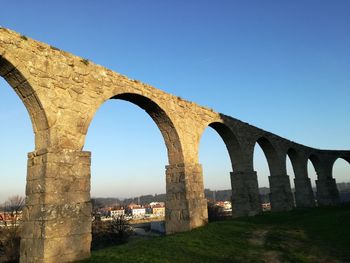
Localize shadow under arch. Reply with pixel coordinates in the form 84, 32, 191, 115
201, 120, 261, 220
0, 53, 51, 263
309, 153, 342, 206
285, 148, 297, 189
331, 156, 350, 194
331, 156, 350, 169
307, 154, 320, 190
84, 92, 188, 233
202, 121, 244, 171
287, 148, 317, 207
286, 148, 307, 179
0, 56, 49, 150
255, 137, 294, 211
104, 92, 185, 165
287, 148, 299, 171
309, 154, 321, 177
255, 137, 285, 176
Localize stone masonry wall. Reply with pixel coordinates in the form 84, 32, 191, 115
0, 28, 349, 262
21, 150, 91, 262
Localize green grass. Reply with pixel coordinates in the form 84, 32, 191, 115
78, 204, 350, 263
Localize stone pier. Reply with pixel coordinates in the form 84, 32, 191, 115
269, 175, 294, 211
316, 178, 340, 206
20, 150, 92, 263
294, 177, 315, 208
311, 155, 341, 206
165, 163, 208, 234
230, 171, 261, 217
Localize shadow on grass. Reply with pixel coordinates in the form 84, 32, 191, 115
236, 203, 350, 262
78, 204, 350, 263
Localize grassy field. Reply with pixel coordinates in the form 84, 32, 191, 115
78, 204, 350, 263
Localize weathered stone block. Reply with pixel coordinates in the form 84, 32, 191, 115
294, 177, 315, 208
269, 175, 294, 211
316, 178, 340, 206
231, 171, 261, 217
165, 163, 207, 234
20, 150, 92, 263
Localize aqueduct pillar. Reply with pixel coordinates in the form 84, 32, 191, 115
165, 163, 208, 233
205, 120, 262, 217
251, 138, 294, 212
268, 174, 294, 211
230, 170, 261, 216
294, 177, 315, 208
313, 156, 340, 206
21, 150, 92, 262
287, 150, 315, 208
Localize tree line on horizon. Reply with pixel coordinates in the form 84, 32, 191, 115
91, 188, 272, 209
91, 182, 350, 209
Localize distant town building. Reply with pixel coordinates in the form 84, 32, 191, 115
0, 212, 22, 226
152, 206, 165, 217
110, 208, 125, 218
215, 201, 232, 212
128, 203, 142, 210
131, 207, 146, 218
149, 202, 165, 207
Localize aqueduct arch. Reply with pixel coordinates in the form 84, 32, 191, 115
198, 121, 244, 171
0, 28, 349, 262
286, 148, 300, 175
252, 137, 294, 211
331, 156, 350, 177
308, 153, 341, 206
255, 137, 286, 176
84, 92, 194, 234
0, 55, 49, 150
197, 120, 253, 217
332, 157, 350, 198
86, 92, 185, 165
286, 148, 315, 208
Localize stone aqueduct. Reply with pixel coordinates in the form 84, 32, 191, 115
0, 28, 349, 262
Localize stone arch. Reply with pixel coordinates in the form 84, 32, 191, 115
199, 121, 261, 217
84, 92, 203, 234
254, 137, 294, 211
288, 148, 315, 207
331, 156, 350, 169
286, 148, 299, 174
331, 156, 350, 187
255, 137, 285, 176
200, 121, 245, 171
309, 154, 321, 167
1, 47, 52, 263
286, 148, 308, 178
309, 153, 341, 206
307, 154, 320, 191
309, 154, 322, 178
85, 92, 184, 166
0, 55, 49, 150
285, 148, 297, 189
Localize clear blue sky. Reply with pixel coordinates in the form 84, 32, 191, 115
0, 1, 349, 201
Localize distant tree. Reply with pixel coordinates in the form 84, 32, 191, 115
0, 195, 24, 262
91, 216, 133, 250
91, 198, 104, 212
4, 195, 24, 222
207, 202, 218, 222
204, 189, 232, 202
